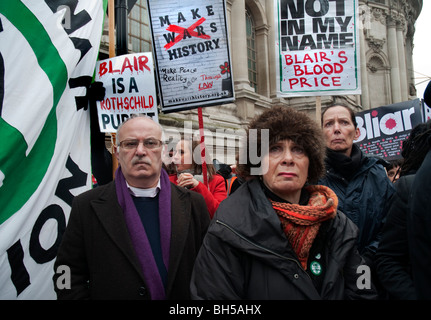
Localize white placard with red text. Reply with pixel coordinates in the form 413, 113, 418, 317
95, 52, 158, 133
275, 0, 361, 97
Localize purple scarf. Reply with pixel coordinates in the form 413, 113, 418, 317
115, 166, 171, 300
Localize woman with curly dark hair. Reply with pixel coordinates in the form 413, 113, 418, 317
191, 106, 377, 300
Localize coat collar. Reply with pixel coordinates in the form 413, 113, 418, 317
89, 181, 193, 298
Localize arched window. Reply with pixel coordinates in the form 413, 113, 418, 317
246, 9, 258, 91
367, 54, 390, 107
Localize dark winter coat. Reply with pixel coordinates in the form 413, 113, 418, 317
375, 174, 416, 299
319, 146, 395, 258
53, 180, 210, 300
190, 179, 378, 300
409, 148, 431, 299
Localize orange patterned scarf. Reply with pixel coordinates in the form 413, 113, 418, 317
270, 185, 338, 270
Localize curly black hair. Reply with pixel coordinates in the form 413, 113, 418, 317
399, 119, 431, 176
236, 106, 326, 183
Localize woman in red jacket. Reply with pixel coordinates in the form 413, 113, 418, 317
169, 138, 227, 219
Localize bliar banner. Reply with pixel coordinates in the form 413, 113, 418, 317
0, 0, 107, 299
354, 99, 423, 161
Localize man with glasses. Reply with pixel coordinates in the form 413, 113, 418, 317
53, 115, 210, 299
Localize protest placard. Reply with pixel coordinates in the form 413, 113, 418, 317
354, 99, 424, 160
147, 0, 234, 112
95, 52, 158, 132
275, 0, 360, 97
423, 99, 431, 121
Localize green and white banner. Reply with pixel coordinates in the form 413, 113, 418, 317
0, 0, 107, 299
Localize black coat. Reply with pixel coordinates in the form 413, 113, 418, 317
53, 180, 210, 299
409, 148, 431, 299
191, 179, 378, 300
319, 147, 395, 257
375, 174, 416, 299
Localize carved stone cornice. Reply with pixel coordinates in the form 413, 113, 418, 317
386, 12, 399, 27
368, 36, 386, 52
372, 7, 387, 25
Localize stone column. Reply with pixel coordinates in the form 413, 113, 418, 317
359, 29, 370, 109
396, 19, 408, 101
255, 24, 270, 97
266, 0, 277, 98
230, 0, 250, 89
387, 15, 402, 103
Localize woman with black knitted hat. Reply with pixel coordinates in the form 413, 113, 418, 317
190, 106, 378, 300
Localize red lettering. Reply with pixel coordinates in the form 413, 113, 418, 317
121, 57, 133, 74
110, 97, 116, 110
321, 77, 330, 86
99, 62, 108, 77
116, 97, 124, 109
332, 77, 341, 86
334, 63, 343, 73
109, 60, 121, 74
300, 78, 312, 88
323, 64, 333, 75
135, 96, 142, 109
314, 65, 322, 75
289, 78, 299, 89
303, 53, 313, 63
99, 55, 151, 77
138, 55, 150, 72
338, 51, 348, 63
285, 54, 293, 66
288, 76, 343, 89
320, 52, 330, 62
294, 65, 303, 76
124, 97, 129, 110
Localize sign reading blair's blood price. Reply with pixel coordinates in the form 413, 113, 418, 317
95, 52, 158, 133
275, 0, 361, 97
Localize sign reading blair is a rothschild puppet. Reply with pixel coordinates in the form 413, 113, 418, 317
147, 0, 234, 113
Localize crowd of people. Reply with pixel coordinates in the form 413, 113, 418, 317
53, 82, 431, 300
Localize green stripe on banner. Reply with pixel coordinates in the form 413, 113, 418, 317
0, 0, 68, 224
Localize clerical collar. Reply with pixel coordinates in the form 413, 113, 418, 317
127, 180, 161, 198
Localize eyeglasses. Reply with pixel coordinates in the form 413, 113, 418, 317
118, 138, 163, 150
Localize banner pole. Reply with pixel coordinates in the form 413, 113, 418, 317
316, 96, 322, 125
108, 0, 115, 58
108, 0, 118, 178
198, 107, 208, 187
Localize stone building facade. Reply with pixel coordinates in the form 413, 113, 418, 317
100, 0, 423, 165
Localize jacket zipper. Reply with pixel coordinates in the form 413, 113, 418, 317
216, 219, 312, 281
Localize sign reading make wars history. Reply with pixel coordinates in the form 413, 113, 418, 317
95, 53, 158, 133
354, 99, 423, 161
275, 0, 360, 97
147, 0, 234, 113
